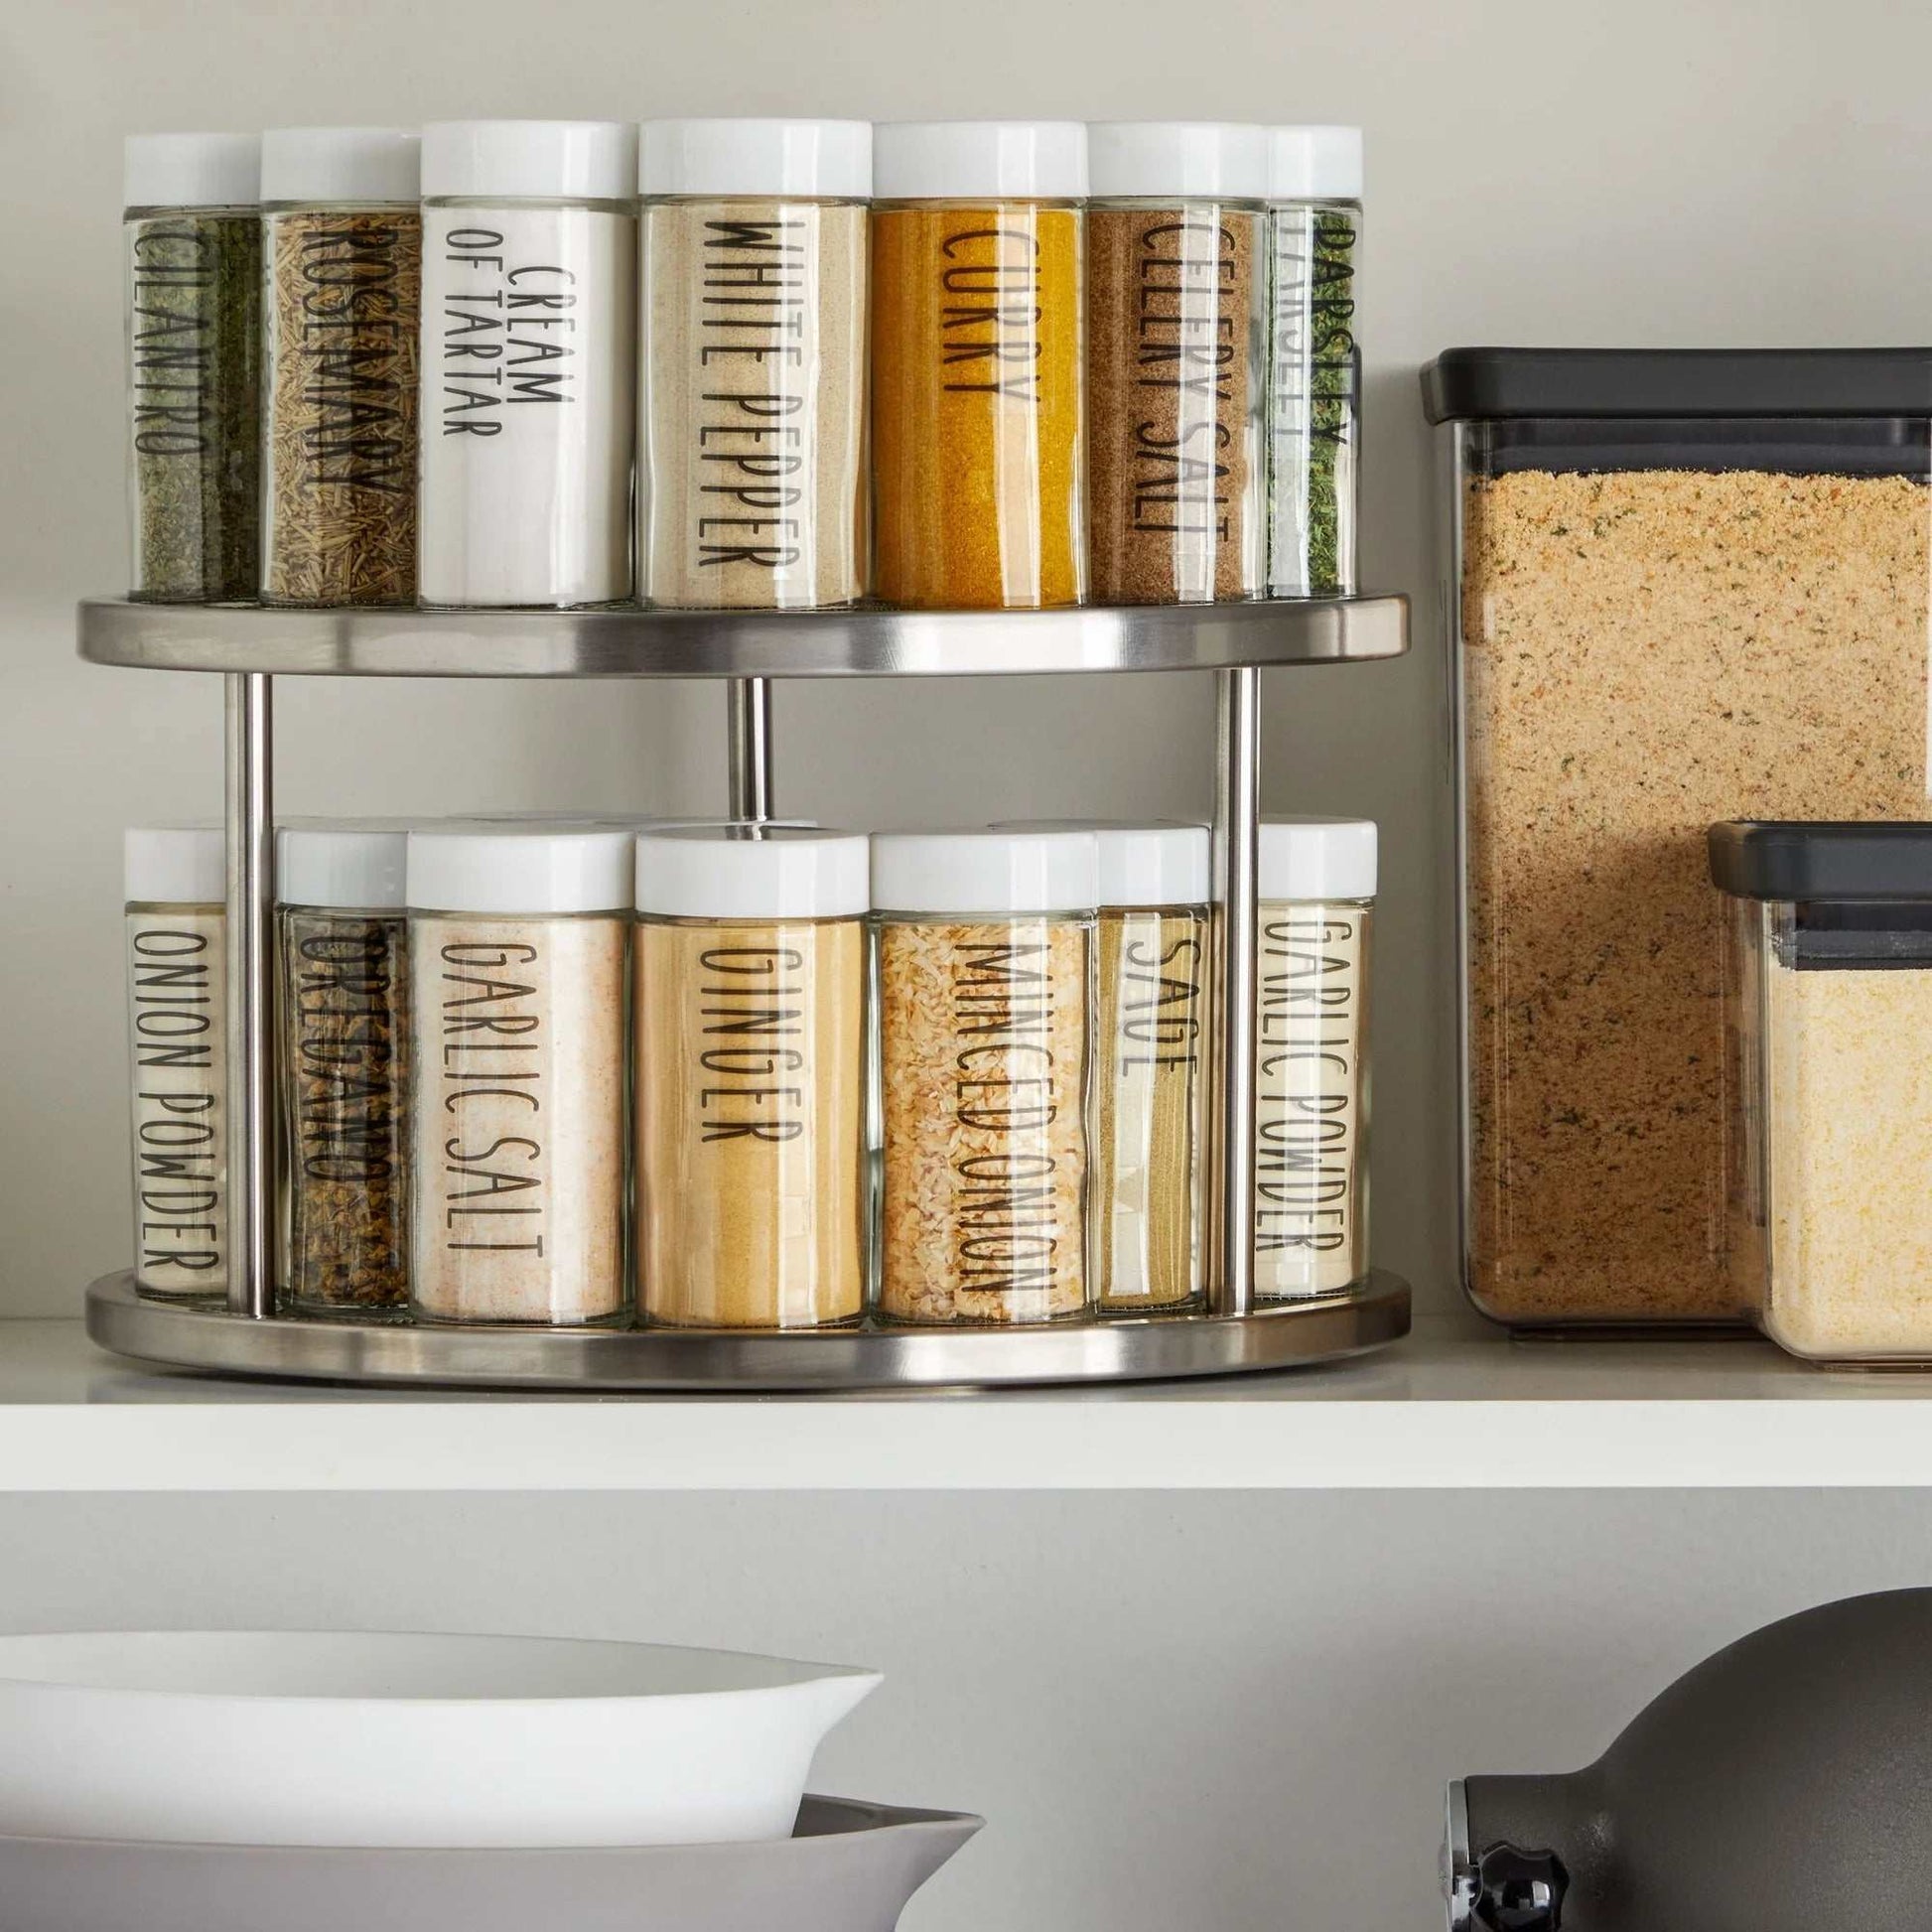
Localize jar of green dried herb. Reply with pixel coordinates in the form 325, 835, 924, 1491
1265, 126, 1361, 598
278, 823, 411, 1317
124, 134, 262, 603
261, 127, 422, 607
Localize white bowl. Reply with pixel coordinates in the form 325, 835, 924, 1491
0, 1631, 881, 1848
0, 1797, 982, 1932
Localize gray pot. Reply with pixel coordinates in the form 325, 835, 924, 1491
0, 1796, 982, 1932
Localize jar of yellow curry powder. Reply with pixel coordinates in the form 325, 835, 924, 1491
871, 121, 1088, 611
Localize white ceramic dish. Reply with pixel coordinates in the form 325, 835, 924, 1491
0, 1631, 880, 1848
0, 1796, 982, 1932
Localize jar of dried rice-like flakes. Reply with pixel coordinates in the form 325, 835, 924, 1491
872, 827, 1097, 1325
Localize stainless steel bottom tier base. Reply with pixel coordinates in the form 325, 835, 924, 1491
85, 1270, 1411, 1392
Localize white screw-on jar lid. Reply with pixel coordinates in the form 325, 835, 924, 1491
278, 823, 409, 910
1258, 817, 1377, 901
1268, 125, 1363, 202
124, 133, 260, 210
1087, 122, 1270, 202
640, 119, 871, 199
260, 127, 420, 205
635, 826, 870, 919
990, 819, 1210, 907
872, 828, 1098, 915
125, 825, 223, 905
422, 120, 636, 202
873, 121, 1087, 201
407, 826, 634, 915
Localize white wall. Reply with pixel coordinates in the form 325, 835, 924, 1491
8, 0, 1932, 1313
2, 1487, 1927, 1929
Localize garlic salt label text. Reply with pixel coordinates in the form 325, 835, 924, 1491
419, 207, 633, 606
879, 919, 1090, 1323
1255, 908, 1364, 1297
126, 912, 226, 1294
412, 919, 626, 1324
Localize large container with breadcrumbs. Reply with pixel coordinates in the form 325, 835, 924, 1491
1423, 348, 1932, 1329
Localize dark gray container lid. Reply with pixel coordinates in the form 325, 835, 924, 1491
0, 1796, 982, 1932
1422, 348, 1932, 422
1709, 821, 1932, 901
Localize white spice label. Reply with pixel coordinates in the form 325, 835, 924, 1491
419, 207, 635, 606
412, 919, 625, 1324
126, 912, 225, 1295
1254, 906, 1366, 1297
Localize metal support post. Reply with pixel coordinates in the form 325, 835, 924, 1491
727, 676, 774, 821
223, 671, 274, 1317
1212, 665, 1261, 1316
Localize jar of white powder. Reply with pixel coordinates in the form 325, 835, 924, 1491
1252, 817, 1374, 1301
418, 121, 637, 608
638, 119, 871, 609
1712, 821, 1932, 1363
125, 824, 226, 1300
406, 823, 632, 1325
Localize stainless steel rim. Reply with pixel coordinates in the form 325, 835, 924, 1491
78, 596, 1409, 679
85, 1271, 1411, 1392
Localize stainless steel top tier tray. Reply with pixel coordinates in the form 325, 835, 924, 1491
77, 595, 1408, 679
86, 1271, 1411, 1392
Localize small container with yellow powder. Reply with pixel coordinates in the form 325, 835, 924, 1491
1713, 821, 1932, 1363
632, 826, 870, 1328
871, 121, 1088, 611
874, 828, 1097, 1323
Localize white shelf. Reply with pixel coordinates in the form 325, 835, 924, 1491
7, 1314, 1932, 1491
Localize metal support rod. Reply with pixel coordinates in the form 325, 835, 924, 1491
726, 676, 774, 821
1213, 665, 1261, 1316
223, 671, 274, 1318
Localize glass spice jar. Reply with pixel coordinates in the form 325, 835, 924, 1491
633, 826, 869, 1328
419, 120, 637, 609
123, 134, 262, 603
639, 119, 870, 611
261, 127, 422, 607
1085, 123, 1269, 605
871, 122, 1087, 611
277, 823, 411, 1318
873, 828, 1097, 1324
1250, 818, 1374, 1300
406, 824, 632, 1326
1712, 822, 1932, 1363
1265, 126, 1361, 598
124, 825, 226, 1300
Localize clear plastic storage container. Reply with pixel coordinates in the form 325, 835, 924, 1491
406, 824, 631, 1326
124, 825, 226, 1300
277, 823, 410, 1317
123, 134, 261, 603
1713, 821, 1932, 1363
1084, 123, 1268, 605
418, 120, 636, 609
639, 119, 870, 611
872, 828, 1096, 1323
1425, 347, 1932, 1326
871, 122, 1087, 611
1253, 817, 1373, 1300
632, 826, 869, 1328
1265, 125, 1361, 598
260, 127, 421, 607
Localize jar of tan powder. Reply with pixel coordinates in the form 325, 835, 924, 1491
639, 119, 870, 610
874, 828, 1096, 1325
1253, 816, 1374, 1301
632, 825, 869, 1328
125, 824, 226, 1300
406, 823, 631, 1326
1085, 122, 1269, 605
